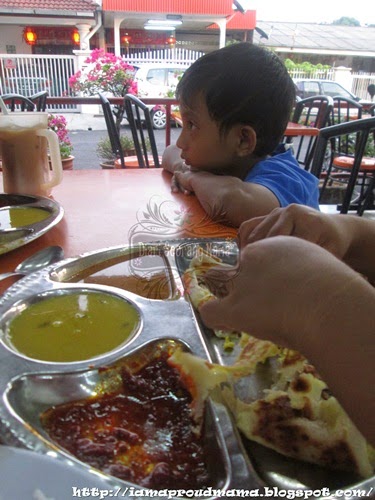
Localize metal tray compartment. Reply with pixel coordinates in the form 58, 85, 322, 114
0, 239, 373, 499
0, 193, 63, 255
4, 338, 255, 494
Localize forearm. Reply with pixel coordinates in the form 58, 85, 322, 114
295, 272, 375, 445
336, 215, 375, 283
199, 237, 375, 444
188, 174, 280, 227
239, 207, 375, 283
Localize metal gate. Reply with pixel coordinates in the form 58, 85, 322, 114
0, 54, 78, 111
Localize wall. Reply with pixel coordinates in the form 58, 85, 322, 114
0, 26, 32, 55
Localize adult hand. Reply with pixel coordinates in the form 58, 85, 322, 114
237, 204, 351, 260
199, 235, 375, 445
199, 235, 361, 348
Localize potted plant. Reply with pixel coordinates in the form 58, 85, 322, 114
96, 135, 136, 169
69, 49, 138, 132
48, 113, 74, 170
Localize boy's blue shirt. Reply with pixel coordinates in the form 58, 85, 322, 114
244, 145, 320, 210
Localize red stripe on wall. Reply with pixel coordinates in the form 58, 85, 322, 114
103, 0, 233, 15
208, 10, 256, 30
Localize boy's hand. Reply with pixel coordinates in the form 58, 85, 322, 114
172, 169, 197, 194
171, 164, 193, 194
161, 145, 193, 194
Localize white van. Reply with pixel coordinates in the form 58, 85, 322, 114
134, 63, 188, 129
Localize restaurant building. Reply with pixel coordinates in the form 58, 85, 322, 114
0, 0, 373, 72
0, 0, 373, 101
253, 20, 375, 73
0, 0, 256, 56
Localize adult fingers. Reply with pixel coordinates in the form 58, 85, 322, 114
202, 265, 238, 298
239, 207, 295, 245
199, 296, 235, 331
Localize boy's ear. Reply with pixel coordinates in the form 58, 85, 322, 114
237, 125, 256, 156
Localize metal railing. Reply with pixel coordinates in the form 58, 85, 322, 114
46, 96, 179, 147
0, 54, 77, 108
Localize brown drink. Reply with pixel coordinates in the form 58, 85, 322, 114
0, 112, 62, 197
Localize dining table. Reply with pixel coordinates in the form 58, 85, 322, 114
1, 169, 374, 499
0, 169, 236, 294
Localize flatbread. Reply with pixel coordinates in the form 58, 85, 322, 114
177, 250, 375, 478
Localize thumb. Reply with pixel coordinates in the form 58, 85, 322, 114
199, 297, 234, 331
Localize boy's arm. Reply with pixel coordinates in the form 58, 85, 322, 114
173, 170, 280, 227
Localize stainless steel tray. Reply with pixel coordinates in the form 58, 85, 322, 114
0, 193, 63, 255
0, 239, 373, 499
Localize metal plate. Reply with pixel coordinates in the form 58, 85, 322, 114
0, 239, 373, 500
0, 194, 64, 255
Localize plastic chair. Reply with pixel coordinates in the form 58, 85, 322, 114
319, 97, 363, 191
311, 116, 375, 215
98, 93, 126, 169
28, 90, 48, 111
0, 93, 35, 111
287, 95, 333, 170
123, 94, 161, 168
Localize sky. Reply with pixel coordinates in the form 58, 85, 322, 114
243, 0, 375, 26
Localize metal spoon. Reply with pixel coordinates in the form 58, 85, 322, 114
0, 246, 64, 282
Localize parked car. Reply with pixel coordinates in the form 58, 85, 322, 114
293, 79, 360, 101
133, 63, 188, 129
2, 76, 51, 96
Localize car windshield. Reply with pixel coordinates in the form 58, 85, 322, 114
320, 82, 353, 99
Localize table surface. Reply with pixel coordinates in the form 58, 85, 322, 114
0, 169, 236, 291
283, 121, 320, 137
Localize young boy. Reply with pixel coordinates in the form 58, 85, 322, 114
162, 42, 320, 227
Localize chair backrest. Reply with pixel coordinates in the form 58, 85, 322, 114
123, 94, 160, 168
311, 116, 375, 213
291, 95, 333, 129
0, 93, 35, 112
28, 90, 48, 111
330, 96, 362, 125
330, 97, 363, 154
288, 95, 333, 170
98, 92, 125, 169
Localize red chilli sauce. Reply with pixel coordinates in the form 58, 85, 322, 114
41, 353, 210, 489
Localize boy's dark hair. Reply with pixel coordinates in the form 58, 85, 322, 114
176, 42, 296, 157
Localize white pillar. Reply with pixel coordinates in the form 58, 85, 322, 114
76, 23, 92, 51
333, 66, 353, 93
113, 16, 126, 57
216, 19, 227, 48
72, 49, 100, 114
